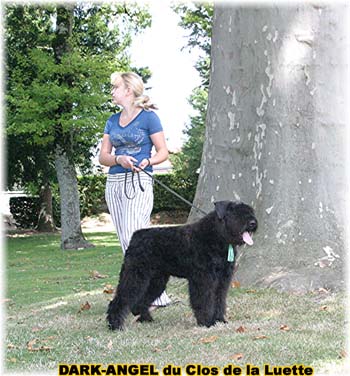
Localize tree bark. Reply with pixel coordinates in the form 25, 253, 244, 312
55, 146, 93, 249
37, 183, 57, 232
191, 4, 347, 292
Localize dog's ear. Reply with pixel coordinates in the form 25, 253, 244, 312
214, 201, 232, 220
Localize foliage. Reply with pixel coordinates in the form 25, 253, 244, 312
5, 6, 58, 192
173, 3, 213, 53
171, 3, 213, 201
152, 173, 194, 213
5, 4, 151, 149
9, 197, 41, 229
9, 173, 193, 229
173, 2, 213, 86
9, 196, 60, 229
78, 175, 108, 217
170, 88, 208, 201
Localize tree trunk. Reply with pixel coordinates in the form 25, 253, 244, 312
191, 4, 347, 292
55, 146, 93, 249
53, 5, 93, 250
37, 183, 57, 232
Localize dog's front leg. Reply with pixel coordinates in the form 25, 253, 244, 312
188, 277, 217, 328
213, 265, 234, 324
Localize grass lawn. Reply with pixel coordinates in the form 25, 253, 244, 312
4, 231, 348, 375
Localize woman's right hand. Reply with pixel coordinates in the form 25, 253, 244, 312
117, 155, 138, 170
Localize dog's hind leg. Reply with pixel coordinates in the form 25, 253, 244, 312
132, 274, 170, 323
107, 266, 150, 330
188, 277, 217, 328
107, 293, 129, 330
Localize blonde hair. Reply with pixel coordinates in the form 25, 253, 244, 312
110, 71, 158, 110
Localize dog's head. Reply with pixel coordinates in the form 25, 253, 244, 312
214, 201, 258, 246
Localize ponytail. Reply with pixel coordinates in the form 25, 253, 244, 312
134, 95, 158, 110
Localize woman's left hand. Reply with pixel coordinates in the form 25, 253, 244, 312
134, 158, 151, 172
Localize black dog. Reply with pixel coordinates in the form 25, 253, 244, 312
107, 201, 257, 330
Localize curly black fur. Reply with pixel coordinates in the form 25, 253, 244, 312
107, 201, 258, 330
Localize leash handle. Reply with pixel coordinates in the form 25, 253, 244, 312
134, 164, 208, 217
124, 171, 145, 200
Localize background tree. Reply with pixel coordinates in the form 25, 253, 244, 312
6, 3, 151, 248
171, 3, 213, 203
6, 6, 58, 232
7, 134, 57, 232
191, 4, 347, 292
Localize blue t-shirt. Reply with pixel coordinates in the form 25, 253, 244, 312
104, 109, 163, 174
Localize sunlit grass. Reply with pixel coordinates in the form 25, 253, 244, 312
5, 232, 347, 374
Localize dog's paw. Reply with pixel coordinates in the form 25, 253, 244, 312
106, 316, 124, 331
214, 318, 228, 324
107, 322, 123, 331
136, 312, 154, 323
197, 319, 216, 328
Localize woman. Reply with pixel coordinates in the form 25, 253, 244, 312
99, 71, 171, 307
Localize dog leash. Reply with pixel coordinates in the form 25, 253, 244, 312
124, 170, 145, 200
127, 164, 208, 217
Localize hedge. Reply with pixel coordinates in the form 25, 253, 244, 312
10, 173, 194, 229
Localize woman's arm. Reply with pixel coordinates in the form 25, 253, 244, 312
99, 134, 116, 167
99, 134, 138, 169
138, 131, 169, 170
150, 131, 169, 165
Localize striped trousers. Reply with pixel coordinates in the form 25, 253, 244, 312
105, 172, 171, 307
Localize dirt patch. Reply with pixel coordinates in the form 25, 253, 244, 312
82, 210, 189, 231
6, 210, 189, 236
151, 210, 189, 225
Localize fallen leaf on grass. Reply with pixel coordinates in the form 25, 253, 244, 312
231, 281, 241, 288
152, 345, 172, 353
199, 336, 218, 344
246, 289, 257, 294
90, 270, 108, 279
31, 327, 42, 333
339, 350, 347, 359
78, 301, 91, 313
320, 305, 328, 311
27, 339, 52, 352
280, 325, 290, 331
236, 326, 246, 333
31, 346, 52, 352
253, 335, 268, 340
7, 343, 17, 349
103, 285, 114, 294
230, 353, 244, 361
42, 336, 56, 342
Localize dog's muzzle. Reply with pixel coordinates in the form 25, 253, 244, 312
242, 219, 258, 245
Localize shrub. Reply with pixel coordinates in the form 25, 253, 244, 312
9, 173, 192, 229
9, 196, 41, 228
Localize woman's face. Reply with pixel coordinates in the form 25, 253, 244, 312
111, 78, 128, 105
